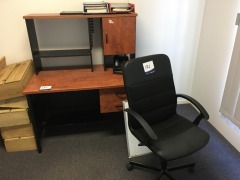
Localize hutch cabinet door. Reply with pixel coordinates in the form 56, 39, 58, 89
102, 16, 136, 55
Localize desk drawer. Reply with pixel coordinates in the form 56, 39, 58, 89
100, 88, 126, 113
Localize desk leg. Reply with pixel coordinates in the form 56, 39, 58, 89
26, 95, 42, 153
25, 19, 42, 74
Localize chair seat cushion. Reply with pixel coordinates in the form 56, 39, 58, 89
147, 115, 210, 161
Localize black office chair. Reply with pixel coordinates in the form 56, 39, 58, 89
123, 54, 210, 180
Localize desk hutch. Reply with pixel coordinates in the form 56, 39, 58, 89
23, 13, 137, 74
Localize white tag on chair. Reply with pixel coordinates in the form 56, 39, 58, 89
143, 60, 155, 75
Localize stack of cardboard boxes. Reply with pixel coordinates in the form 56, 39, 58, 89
0, 56, 36, 152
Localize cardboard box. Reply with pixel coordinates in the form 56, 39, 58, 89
4, 136, 37, 152
0, 56, 6, 70
1, 123, 34, 139
0, 59, 34, 101
0, 96, 28, 109
0, 96, 30, 128
0, 108, 30, 128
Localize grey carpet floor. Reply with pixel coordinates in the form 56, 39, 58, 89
0, 104, 240, 180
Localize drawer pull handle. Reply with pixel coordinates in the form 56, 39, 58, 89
106, 32, 108, 44
115, 92, 126, 99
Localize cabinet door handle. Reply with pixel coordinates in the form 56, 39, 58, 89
105, 32, 108, 44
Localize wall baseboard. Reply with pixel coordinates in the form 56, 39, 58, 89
177, 99, 188, 104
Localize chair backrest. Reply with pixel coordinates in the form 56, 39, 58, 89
123, 54, 177, 127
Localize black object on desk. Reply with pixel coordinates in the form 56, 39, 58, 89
113, 55, 129, 74
60, 11, 83, 15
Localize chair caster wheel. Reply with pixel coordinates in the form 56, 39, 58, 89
127, 164, 134, 171
188, 166, 195, 173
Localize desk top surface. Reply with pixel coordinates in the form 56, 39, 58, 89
23, 65, 124, 95
23, 13, 137, 19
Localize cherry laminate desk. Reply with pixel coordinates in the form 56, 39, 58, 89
23, 65, 125, 153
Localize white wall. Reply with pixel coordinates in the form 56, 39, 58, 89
193, 0, 240, 151
0, 0, 128, 66
130, 0, 205, 94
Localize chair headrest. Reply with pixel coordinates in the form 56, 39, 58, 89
123, 54, 173, 86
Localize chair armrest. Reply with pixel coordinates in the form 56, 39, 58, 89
177, 94, 209, 125
124, 108, 158, 140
